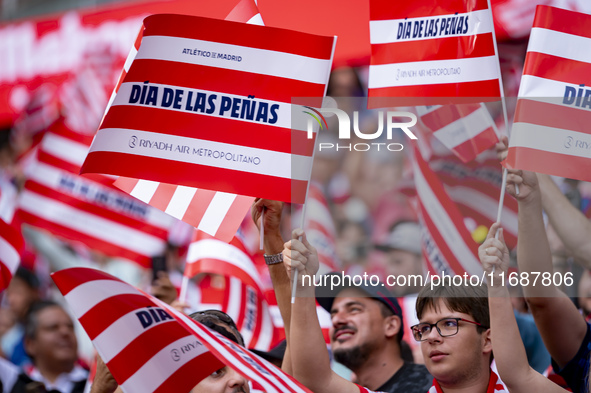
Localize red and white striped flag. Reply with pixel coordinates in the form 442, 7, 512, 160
430, 155, 518, 249
110, 1, 261, 243
81, 14, 335, 203
185, 233, 279, 351
0, 179, 22, 291
17, 120, 175, 268
416, 104, 499, 163
369, 0, 501, 107
51, 267, 311, 393
412, 144, 482, 276
505, 6, 591, 181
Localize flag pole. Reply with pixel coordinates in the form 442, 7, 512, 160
486, 0, 517, 245
291, 36, 337, 304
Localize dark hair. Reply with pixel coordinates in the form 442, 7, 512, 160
24, 300, 63, 340
189, 310, 245, 347
415, 282, 490, 333
15, 267, 40, 290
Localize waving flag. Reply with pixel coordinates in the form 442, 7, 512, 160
52, 267, 311, 393
430, 155, 518, 249
369, 0, 501, 107
505, 6, 591, 182
111, 1, 261, 242
416, 103, 499, 163
412, 144, 482, 276
17, 120, 175, 267
81, 14, 335, 203
185, 233, 278, 351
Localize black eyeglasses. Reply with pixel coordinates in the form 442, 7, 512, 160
410, 318, 487, 342
189, 310, 244, 346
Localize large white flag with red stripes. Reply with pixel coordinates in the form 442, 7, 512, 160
430, 155, 518, 249
81, 14, 335, 203
506, 6, 591, 181
416, 104, 499, 163
185, 232, 278, 351
52, 267, 311, 393
369, 0, 501, 107
17, 120, 175, 268
109, 0, 262, 243
412, 144, 482, 276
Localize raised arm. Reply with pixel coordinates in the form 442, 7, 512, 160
507, 169, 587, 367
285, 229, 359, 393
480, 223, 567, 393
251, 199, 293, 373
537, 173, 591, 268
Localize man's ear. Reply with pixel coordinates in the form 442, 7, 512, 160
384, 315, 402, 339
481, 328, 493, 356
24, 336, 36, 359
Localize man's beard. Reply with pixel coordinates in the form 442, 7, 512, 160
333, 342, 376, 371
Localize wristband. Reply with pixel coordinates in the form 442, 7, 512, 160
264, 253, 283, 265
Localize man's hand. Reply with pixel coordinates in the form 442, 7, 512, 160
283, 229, 319, 283
90, 355, 118, 393
150, 272, 177, 305
506, 169, 539, 203
252, 198, 284, 235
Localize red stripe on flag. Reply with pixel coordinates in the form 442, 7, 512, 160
113, 177, 140, 194
225, 0, 259, 22
0, 263, 13, 293
124, 59, 327, 104
514, 99, 591, 135
81, 153, 309, 203
107, 322, 191, 383
51, 267, 120, 295
182, 189, 217, 225
101, 105, 315, 156
421, 105, 480, 129
505, 146, 591, 183
142, 14, 334, 60
371, 33, 496, 64
79, 294, 153, 340
0, 220, 23, 253
149, 183, 177, 212
37, 153, 83, 175
523, 52, 591, 87
446, 126, 498, 163
368, 79, 501, 107
152, 353, 223, 393
214, 197, 254, 241
532, 5, 591, 40
370, 0, 490, 20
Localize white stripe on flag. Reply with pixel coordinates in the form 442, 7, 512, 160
511, 122, 591, 159
527, 27, 591, 64
65, 279, 142, 317
368, 56, 499, 88
165, 186, 197, 219
42, 133, 90, 168
247, 14, 263, 25
0, 236, 19, 272
370, 9, 494, 44
187, 239, 264, 289
19, 191, 166, 256
119, 335, 208, 393
226, 277, 243, 325
434, 108, 492, 148
253, 301, 273, 351
197, 192, 237, 234
89, 128, 313, 181
136, 35, 331, 85
130, 179, 159, 203
112, 82, 303, 132
413, 162, 482, 275
94, 310, 177, 363
518, 75, 578, 98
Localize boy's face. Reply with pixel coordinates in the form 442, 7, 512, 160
419, 300, 492, 388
